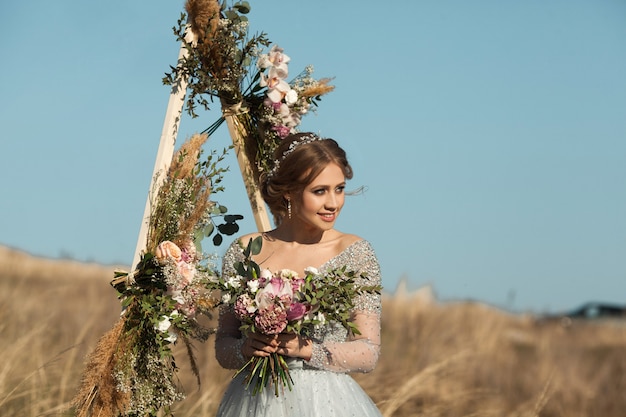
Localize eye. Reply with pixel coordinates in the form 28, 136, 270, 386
335, 185, 345, 193
313, 188, 326, 195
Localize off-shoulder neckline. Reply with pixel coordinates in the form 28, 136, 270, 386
318, 239, 367, 270
231, 238, 368, 271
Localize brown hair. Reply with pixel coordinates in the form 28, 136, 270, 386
260, 132, 353, 224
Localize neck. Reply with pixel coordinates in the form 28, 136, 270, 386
271, 221, 334, 245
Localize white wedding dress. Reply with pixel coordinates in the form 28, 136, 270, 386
215, 239, 383, 417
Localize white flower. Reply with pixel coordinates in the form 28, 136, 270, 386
304, 266, 319, 276
285, 89, 298, 105
266, 79, 291, 103
170, 290, 185, 305
222, 293, 232, 304
155, 316, 172, 333
315, 312, 326, 325
260, 269, 273, 280
247, 279, 260, 293
226, 275, 242, 289
258, 45, 290, 74
165, 331, 178, 343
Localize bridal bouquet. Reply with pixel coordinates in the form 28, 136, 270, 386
213, 237, 382, 396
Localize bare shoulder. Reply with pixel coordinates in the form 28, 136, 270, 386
234, 232, 264, 247
336, 232, 363, 251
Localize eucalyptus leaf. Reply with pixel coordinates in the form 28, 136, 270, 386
224, 10, 238, 21
235, 261, 246, 276
213, 233, 223, 246
234, 1, 251, 14
224, 214, 244, 222
218, 222, 239, 235
203, 223, 215, 237
250, 235, 263, 255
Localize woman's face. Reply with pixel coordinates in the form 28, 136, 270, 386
292, 163, 346, 232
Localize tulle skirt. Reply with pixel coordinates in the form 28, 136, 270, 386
216, 359, 382, 417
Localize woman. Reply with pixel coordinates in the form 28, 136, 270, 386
215, 132, 382, 416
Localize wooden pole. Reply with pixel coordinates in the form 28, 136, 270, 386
222, 110, 273, 232
132, 26, 272, 271
131, 30, 194, 271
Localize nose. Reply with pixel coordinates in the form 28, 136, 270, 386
325, 193, 338, 211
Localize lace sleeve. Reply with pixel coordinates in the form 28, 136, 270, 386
308, 311, 381, 373
214, 240, 247, 369
308, 240, 382, 373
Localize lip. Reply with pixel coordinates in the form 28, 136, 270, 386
318, 213, 336, 222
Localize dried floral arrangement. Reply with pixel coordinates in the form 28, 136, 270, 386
164, 0, 334, 185
71, 134, 241, 416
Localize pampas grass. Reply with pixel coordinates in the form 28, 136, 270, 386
2, 245, 626, 416
70, 318, 129, 417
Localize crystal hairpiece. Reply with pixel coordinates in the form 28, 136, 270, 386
268, 133, 324, 178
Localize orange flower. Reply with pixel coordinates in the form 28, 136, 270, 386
155, 241, 182, 263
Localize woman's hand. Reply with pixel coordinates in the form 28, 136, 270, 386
241, 332, 313, 360
275, 333, 313, 360
241, 332, 278, 359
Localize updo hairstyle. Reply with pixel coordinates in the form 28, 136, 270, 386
261, 132, 353, 224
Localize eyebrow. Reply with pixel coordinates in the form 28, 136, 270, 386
310, 182, 346, 189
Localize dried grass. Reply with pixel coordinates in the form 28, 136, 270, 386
168, 132, 208, 181
2, 245, 626, 416
71, 318, 129, 417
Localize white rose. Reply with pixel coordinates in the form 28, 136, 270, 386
285, 89, 298, 105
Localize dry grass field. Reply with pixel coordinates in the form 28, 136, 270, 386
1, 245, 625, 416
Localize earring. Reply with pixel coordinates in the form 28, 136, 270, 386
287, 199, 292, 219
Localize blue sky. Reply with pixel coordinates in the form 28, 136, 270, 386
1, 0, 625, 313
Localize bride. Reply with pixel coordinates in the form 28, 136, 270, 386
215, 132, 383, 416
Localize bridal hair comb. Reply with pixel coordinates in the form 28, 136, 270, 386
268, 133, 324, 178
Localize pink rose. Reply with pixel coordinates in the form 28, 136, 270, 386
286, 302, 309, 321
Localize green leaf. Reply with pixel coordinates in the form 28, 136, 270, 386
224, 214, 244, 222
250, 235, 263, 255
224, 10, 238, 21
234, 1, 251, 14
249, 262, 261, 280
235, 261, 246, 276
203, 223, 215, 237
217, 222, 239, 235
122, 295, 134, 308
